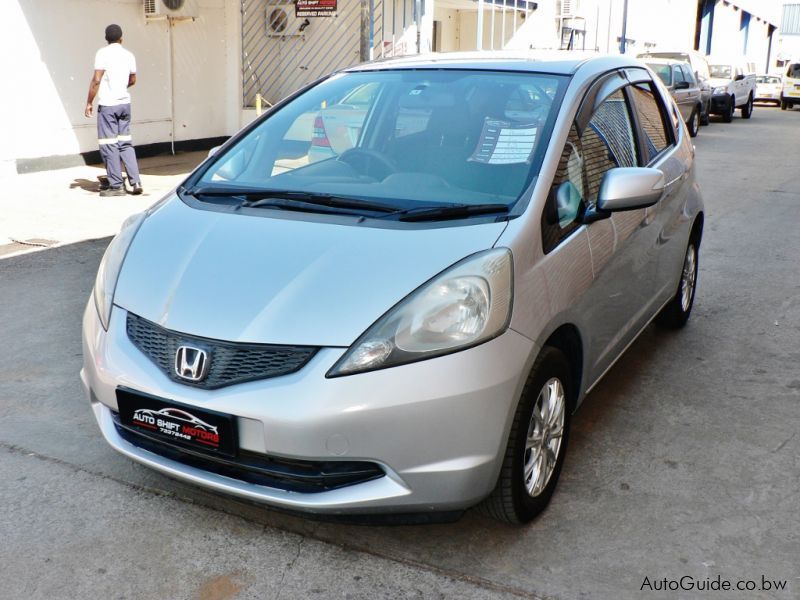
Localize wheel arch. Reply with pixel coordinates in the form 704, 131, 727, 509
691, 211, 704, 247
541, 324, 584, 412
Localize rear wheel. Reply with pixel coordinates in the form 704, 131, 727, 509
687, 107, 699, 137
722, 95, 735, 122
656, 231, 700, 329
741, 94, 753, 119
479, 347, 573, 525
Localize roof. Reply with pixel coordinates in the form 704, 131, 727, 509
347, 50, 643, 76
641, 57, 687, 66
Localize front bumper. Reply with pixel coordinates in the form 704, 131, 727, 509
80, 302, 535, 514
710, 94, 733, 114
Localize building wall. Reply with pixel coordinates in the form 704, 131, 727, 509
1, 0, 241, 173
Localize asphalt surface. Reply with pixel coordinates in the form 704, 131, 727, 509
1, 107, 798, 600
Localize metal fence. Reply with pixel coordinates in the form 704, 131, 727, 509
242, 0, 362, 107
241, 0, 536, 108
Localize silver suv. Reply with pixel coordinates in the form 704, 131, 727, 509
81, 53, 704, 525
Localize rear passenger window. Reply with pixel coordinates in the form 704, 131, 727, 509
629, 82, 672, 162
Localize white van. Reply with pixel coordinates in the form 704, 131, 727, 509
780, 62, 800, 110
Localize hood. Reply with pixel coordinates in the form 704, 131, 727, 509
114, 195, 507, 347
708, 77, 733, 88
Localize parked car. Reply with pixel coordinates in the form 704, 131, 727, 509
638, 50, 712, 125
780, 62, 800, 110
644, 58, 703, 136
82, 52, 704, 525
755, 74, 782, 104
707, 57, 757, 122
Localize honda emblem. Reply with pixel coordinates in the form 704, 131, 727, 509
175, 346, 209, 382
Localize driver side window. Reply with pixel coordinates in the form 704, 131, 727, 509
542, 88, 637, 253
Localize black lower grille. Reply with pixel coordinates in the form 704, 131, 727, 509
126, 312, 318, 389
111, 413, 384, 493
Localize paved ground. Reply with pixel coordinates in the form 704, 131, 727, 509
1, 107, 799, 599
0, 151, 204, 257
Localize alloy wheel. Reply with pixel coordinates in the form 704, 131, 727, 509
680, 244, 697, 312
523, 377, 566, 497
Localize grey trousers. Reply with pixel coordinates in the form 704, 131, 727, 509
97, 103, 141, 189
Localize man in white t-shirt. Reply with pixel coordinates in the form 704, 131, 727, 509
85, 24, 142, 197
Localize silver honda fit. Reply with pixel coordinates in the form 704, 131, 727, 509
81, 52, 703, 524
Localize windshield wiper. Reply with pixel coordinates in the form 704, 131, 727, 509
185, 186, 398, 214
394, 203, 510, 222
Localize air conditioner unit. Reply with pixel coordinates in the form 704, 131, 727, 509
144, 0, 199, 20
266, 0, 309, 38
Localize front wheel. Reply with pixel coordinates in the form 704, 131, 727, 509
700, 100, 711, 126
687, 107, 699, 137
656, 236, 699, 329
781, 97, 788, 110
722, 95, 735, 122
479, 347, 573, 524
741, 94, 753, 119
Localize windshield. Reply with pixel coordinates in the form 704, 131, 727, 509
710, 65, 732, 79
193, 69, 567, 218
757, 76, 780, 84
647, 64, 672, 86
787, 64, 800, 79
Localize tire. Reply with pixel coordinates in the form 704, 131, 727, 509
479, 347, 574, 525
699, 100, 710, 126
741, 94, 753, 119
687, 107, 699, 137
722, 95, 734, 122
655, 230, 700, 329
780, 98, 788, 110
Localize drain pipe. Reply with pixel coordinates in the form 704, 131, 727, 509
168, 17, 176, 155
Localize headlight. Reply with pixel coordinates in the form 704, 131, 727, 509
327, 248, 513, 377
93, 212, 146, 330
713, 87, 728, 95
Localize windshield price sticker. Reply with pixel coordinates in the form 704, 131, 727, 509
470, 119, 538, 165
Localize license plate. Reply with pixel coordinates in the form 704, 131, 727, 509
116, 388, 238, 457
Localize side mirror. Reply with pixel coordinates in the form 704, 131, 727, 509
675, 81, 690, 90
596, 167, 665, 212
734, 73, 745, 82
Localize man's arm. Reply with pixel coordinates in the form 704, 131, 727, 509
85, 69, 104, 117
128, 73, 137, 88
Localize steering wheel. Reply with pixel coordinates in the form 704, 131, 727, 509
337, 148, 397, 180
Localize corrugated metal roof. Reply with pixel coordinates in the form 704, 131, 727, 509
782, 3, 800, 34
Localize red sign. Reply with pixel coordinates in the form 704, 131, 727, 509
296, 0, 336, 17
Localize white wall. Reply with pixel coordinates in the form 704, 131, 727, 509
0, 0, 241, 170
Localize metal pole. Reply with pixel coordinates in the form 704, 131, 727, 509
619, 0, 628, 54
477, 0, 484, 50
360, 0, 370, 61
501, 0, 506, 48
168, 18, 175, 155
415, 0, 421, 53
490, 1, 495, 50
513, 0, 517, 36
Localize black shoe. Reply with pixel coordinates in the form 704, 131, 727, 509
97, 175, 110, 191
100, 187, 127, 197
130, 182, 143, 195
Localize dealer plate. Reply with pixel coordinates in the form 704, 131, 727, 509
116, 388, 237, 457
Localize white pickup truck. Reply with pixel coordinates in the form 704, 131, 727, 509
707, 57, 757, 122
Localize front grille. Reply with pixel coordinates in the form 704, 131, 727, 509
111, 412, 385, 493
126, 312, 318, 389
